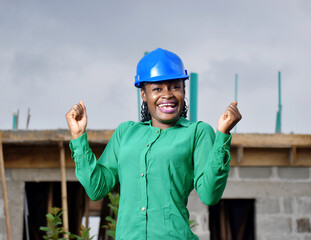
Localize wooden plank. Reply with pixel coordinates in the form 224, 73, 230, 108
59, 142, 69, 238
3, 144, 74, 168
1, 129, 114, 143
220, 201, 227, 240
229, 147, 239, 165
2, 130, 311, 146
3, 143, 105, 169
295, 147, 311, 166
0, 134, 12, 240
290, 146, 297, 165
232, 133, 311, 146
237, 146, 244, 164
47, 183, 53, 214
85, 194, 90, 229
237, 147, 291, 166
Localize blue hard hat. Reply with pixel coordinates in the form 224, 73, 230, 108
134, 48, 189, 88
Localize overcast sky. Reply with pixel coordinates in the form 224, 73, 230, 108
1, 0, 310, 134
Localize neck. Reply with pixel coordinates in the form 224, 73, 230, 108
151, 117, 180, 130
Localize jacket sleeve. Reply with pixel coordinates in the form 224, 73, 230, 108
193, 122, 231, 206
69, 123, 127, 201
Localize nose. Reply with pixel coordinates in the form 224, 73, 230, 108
161, 87, 173, 99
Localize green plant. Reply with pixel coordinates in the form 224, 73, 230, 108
71, 225, 94, 240
189, 219, 199, 229
40, 207, 94, 240
102, 192, 120, 239
40, 207, 71, 240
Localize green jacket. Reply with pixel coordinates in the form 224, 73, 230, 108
70, 117, 231, 240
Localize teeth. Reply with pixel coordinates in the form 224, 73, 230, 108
159, 103, 175, 107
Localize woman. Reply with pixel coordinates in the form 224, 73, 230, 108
66, 48, 242, 240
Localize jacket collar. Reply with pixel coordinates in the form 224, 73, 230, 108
140, 117, 191, 128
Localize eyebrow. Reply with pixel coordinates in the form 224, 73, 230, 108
151, 80, 183, 86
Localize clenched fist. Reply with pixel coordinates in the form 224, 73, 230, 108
217, 101, 242, 134
65, 100, 87, 139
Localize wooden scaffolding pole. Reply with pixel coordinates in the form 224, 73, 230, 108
84, 193, 90, 229
0, 134, 12, 240
47, 182, 54, 214
59, 142, 69, 238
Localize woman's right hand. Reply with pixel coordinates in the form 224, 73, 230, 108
65, 100, 87, 139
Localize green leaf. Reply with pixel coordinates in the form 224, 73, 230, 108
189, 219, 199, 229
107, 229, 115, 238
45, 213, 54, 220
39, 227, 51, 232
105, 216, 115, 222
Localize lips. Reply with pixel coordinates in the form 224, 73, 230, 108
158, 102, 177, 114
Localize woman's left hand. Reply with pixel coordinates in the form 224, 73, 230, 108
217, 101, 242, 134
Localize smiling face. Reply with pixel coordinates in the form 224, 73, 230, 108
141, 79, 185, 129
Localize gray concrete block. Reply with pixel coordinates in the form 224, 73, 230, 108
187, 191, 208, 212
0, 199, 3, 217
256, 235, 265, 240
0, 181, 24, 240
278, 167, 310, 179
0, 218, 5, 231
256, 198, 280, 214
239, 167, 272, 179
7, 181, 24, 240
228, 166, 238, 179
297, 218, 311, 232
200, 212, 208, 232
197, 233, 210, 239
4, 169, 12, 180
283, 197, 293, 214
257, 216, 292, 234
265, 235, 300, 240
189, 210, 209, 236
297, 198, 311, 214
0, 218, 6, 240
0, 234, 6, 240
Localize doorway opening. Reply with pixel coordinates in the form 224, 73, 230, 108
209, 199, 255, 240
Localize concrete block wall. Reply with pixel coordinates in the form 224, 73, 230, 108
0, 169, 25, 240
0, 168, 77, 240
227, 167, 311, 240
188, 192, 210, 239
1, 166, 311, 239
187, 167, 311, 239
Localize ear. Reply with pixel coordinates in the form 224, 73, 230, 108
141, 88, 147, 102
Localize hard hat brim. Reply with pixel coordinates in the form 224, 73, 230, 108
135, 74, 189, 88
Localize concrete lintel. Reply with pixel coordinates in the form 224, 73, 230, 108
10, 168, 77, 182
223, 180, 311, 198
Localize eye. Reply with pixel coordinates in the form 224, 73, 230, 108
171, 85, 181, 90
152, 87, 161, 91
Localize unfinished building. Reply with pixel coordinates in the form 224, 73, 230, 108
0, 130, 311, 240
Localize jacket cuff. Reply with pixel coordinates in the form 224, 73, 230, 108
213, 130, 232, 151
69, 132, 90, 158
